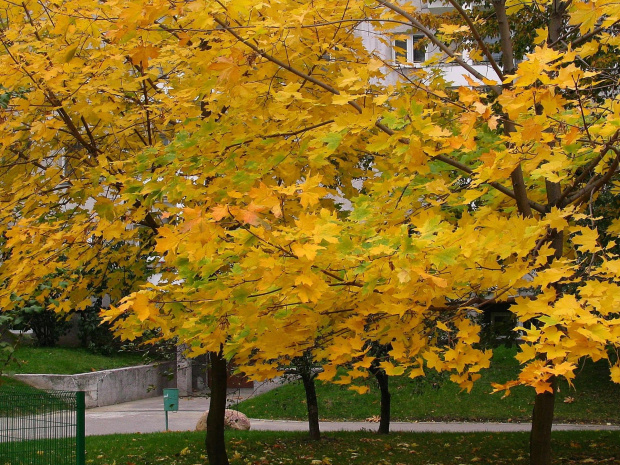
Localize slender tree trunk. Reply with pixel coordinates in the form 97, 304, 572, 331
301, 371, 321, 440
371, 367, 391, 434
547, 0, 568, 44
530, 378, 557, 465
205, 349, 229, 465
492, 0, 516, 75
528, 179, 563, 465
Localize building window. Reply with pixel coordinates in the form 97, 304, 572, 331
393, 35, 426, 66
471, 37, 502, 65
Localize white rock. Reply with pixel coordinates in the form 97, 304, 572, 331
195, 409, 251, 431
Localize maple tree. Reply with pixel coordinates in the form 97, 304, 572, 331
282, 351, 323, 440
1, 0, 619, 464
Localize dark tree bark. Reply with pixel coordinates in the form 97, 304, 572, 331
528, 179, 563, 465
205, 349, 229, 465
547, 0, 569, 44
492, 0, 516, 75
370, 366, 391, 434
530, 378, 557, 465
300, 370, 321, 440
492, 2, 562, 461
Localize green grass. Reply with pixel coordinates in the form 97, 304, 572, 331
83, 430, 620, 465
3, 346, 146, 375
0, 376, 41, 388
235, 346, 620, 424
0, 376, 77, 416
0, 375, 47, 394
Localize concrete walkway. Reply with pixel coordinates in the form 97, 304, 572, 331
85, 390, 620, 436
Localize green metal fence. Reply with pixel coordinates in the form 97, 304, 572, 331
0, 388, 85, 465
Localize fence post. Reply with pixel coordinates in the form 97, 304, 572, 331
76, 391, 86, 465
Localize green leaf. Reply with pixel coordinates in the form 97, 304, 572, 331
322, 132, 343, 151
433, 247, 460, 266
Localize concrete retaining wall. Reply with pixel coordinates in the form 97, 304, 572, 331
12, 362, 176, 408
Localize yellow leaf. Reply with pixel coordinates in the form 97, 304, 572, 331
389, 341, 407, 359
211, 205, 229, 221
408, 365, 424, 379
436, 321, 451, 332
132, 293, 154, 322
379, 361, 405, 376
438, 24, 469, 35
367, 57, 384, 72
208, 56, 241, 83
547, 361, 576, 377
571, 227, 600, 253
353, 357, 374, 369
349, 385, 370, 394
155, 226, 180, 254
332, 93, 354, 105
459, 188, 487, 205
63, 44, 79, 63
291, 243, 324, 260
75, 298, 92, 311
423, 350, 445, 371
317, 364, 338, 381
129, 45, 160, 68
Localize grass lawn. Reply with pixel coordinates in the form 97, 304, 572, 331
3, 346, 146, 375
235, 346, 620, 424
0, 375, 46, 393
84, 430, 620, 465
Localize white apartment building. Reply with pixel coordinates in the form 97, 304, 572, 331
357, 0, 502, 87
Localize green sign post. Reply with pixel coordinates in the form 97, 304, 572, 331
163, 388, 179, 431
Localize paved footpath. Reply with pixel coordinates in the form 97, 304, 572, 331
85, 390, 620, 436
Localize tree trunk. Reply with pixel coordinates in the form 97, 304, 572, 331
205, 349, 229, 465
301, 371, 321, 440
530, 378, 556, 465
528, 182, 562, 465
547, 0, 569, 44
492, 0, 516, 75
371, 367, 391, 434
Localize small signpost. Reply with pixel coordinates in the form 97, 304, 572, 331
163, 388, 179, 431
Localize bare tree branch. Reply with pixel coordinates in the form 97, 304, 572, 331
557, 130, 620, 207
445, 0, 504, 81
565, 148, 620, 206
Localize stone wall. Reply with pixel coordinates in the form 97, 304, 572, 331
12, 362, 176, 408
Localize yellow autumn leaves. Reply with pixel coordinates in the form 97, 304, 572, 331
1, 0, 619, 401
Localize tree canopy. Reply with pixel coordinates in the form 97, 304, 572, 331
1, 0, 619, 419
